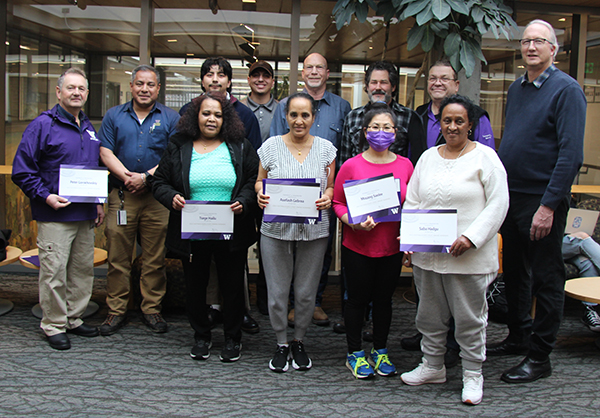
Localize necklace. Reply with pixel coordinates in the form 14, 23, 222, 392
443, 141, 469, 160
289, 138, 311, 155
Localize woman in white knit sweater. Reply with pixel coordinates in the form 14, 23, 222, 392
400, 95, 509, 406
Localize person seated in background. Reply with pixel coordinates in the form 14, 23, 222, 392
562, 231, 600, 332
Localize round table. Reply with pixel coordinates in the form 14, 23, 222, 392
0, 246, 23, 315
565, 277, 600, 350
19, 248, 107, 319
565, 277, 600, 304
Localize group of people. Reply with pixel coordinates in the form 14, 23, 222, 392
10, 18, 588, 407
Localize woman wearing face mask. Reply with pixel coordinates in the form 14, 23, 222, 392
332, 103, 414, 379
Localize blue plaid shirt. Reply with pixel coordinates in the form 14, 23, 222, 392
521, 64, 556, 88
339, 100, 425, 167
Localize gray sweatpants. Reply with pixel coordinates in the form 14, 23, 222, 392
414, 266, 495, 371
261, 235, 328, 344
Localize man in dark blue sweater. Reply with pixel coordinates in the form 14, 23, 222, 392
492, 20, 586, 383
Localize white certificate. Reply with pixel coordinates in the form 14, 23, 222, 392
181, 201, 234, 240
58, 165, 108, 203
344, 173, 400, 223
263, 179, 321, 224
400, 209, 458, 253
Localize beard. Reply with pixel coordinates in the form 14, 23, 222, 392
368, 89, 392, 104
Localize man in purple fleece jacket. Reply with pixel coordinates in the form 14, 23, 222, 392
12, 68, 105, 350
491, 19, 586, 383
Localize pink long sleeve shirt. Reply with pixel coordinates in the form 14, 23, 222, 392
333, 153, 413, 258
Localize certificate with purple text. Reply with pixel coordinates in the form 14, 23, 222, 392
400, 209, 457, 253
263, 178, 321, 224
181, 201, 234, 240
58, 165, 108, 203
344, 173, 401, 224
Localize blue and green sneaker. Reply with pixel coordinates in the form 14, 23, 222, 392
346, 350, 375, 379
369, 347, 397, 377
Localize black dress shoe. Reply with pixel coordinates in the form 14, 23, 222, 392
486, 339, 529, 356
401, 332, 423, 351
67, 323, 99, 337
47, 333, 71, 350
332, 322, 346, 334
444, 347, 460, 369
207, 307, 223, 330
501, 356, 551, 383
241, 313, 260, 334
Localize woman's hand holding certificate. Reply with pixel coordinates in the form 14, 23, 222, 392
343, 173, 400, 224
261, 178, 321, 224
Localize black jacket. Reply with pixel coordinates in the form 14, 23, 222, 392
153, 133, 259, 259
415, 102, 489, 146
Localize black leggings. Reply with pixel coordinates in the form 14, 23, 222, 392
342, 246, 401, 353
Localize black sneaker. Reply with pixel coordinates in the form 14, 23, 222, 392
99, 314, 126, 336
190, 340, 212, 360
290, 340, 312, 371
142, 313, 168, 333
269, 345, 290, 373
582, 304, 600, 332
220, 339, 242, 363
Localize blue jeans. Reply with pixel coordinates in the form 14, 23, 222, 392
562, 235, 600, 307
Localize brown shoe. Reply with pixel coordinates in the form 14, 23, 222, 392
142, 313, 168, 333
312, 306, 330, 326
287, 309, 295, 328
99, 314, 126, 336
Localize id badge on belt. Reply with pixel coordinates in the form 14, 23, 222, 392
117, 188, 127, 225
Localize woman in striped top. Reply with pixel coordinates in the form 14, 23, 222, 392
256, 92, 336, 373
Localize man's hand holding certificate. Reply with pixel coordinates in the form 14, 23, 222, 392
181, 201, 234, 240
58, 164, 108, 204
344, 173, 400, 224
400, 209, 458, 253
261, 178, 321, 224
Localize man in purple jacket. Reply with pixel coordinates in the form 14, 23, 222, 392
12, 68, 105, 350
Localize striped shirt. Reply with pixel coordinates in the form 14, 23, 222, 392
258, 135, 337, 241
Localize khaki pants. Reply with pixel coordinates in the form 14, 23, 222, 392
105, 189, 168, 315
37, 220, 95, 336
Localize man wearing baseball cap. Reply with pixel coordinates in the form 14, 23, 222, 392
241, 60, 279, 143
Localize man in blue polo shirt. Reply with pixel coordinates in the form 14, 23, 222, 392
270, 53, 352, 327
99, 64, 180, 336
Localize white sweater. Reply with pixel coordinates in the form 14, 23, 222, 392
404, 143, 509, 274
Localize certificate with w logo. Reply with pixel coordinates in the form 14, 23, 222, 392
181, 201, 234, 240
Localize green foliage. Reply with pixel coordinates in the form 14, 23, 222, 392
332, 0, 518, 78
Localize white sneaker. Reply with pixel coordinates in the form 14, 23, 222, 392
462, 370, 484, 405
400, 358, 446, 386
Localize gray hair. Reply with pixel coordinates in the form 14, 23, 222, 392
57, 67, 88, 89
131, 64, 160, 84
525, 19, 559, 59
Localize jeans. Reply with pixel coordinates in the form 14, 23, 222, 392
562, 235, 600, 307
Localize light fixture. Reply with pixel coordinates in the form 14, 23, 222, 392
19, 45, 31, 50
187, 53, 194, 56
369, 46, 373, 50
558, 18, 566, 22
167, 39, 177, 43
242, 0, 256, 3
233, 24, 259, 46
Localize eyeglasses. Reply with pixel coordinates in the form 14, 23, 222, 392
519, 38, 550, 47
427, 76, 456, 84
367, 124, 396, 132
304, 65, 326, 72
